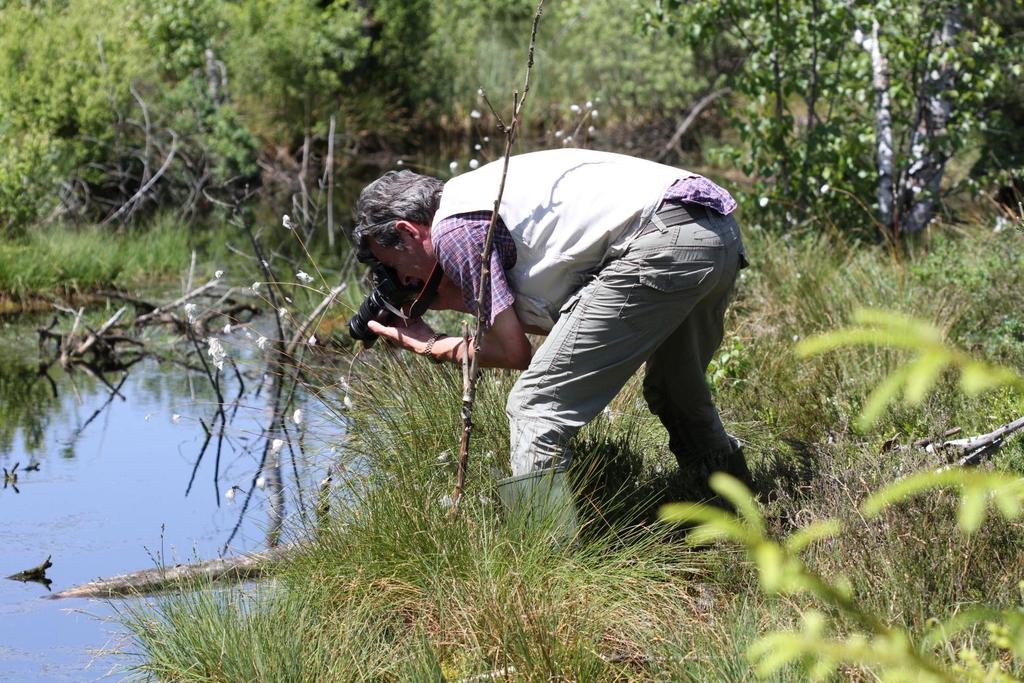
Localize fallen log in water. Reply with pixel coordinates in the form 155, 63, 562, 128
49, 545, 293, 600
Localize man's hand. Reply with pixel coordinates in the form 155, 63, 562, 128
367, 318, 437, 355
365, 307, 532, 370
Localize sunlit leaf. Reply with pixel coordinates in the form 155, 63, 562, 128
923, 607, 1000, 646
659, 501, 734, 527
960, 361, 1023, 397
960, 361, 1002, 396
795, 329, 892, 356
748, 632, 802, 676
709, 473, 762, 532
862, 469, 964, 516
856, 363, 914, 430
957, 488, 986, 534
754, 542, 785, 593
785, 519, 843, 552
903, 353, 949, 405
852, 308, 944, 345
993, 488, 1023, 520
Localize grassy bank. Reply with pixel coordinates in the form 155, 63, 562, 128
118, 221, 1024, 681
0, 216, 249, 304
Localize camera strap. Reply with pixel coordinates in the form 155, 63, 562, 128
407, 262, 445, 319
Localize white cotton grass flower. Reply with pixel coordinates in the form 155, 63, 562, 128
588, 126, 596, 135
590, 109, 599, 119
396, 159, 404, 166
223, 322, 232, 335
469, 159, 479, 170
256, 335, 268, 350
759, 196, 770, 208
792, 335, 800, 342
184, 303, 198, 324
483, 136, 490, 142
292, 408, 303, 426
251, 282, 261, 293
308, 334, 317, 346
171, 414, 181, 424
470, 109, 482, 119
206, 337, 227, 371
554, 130, 563, 138
255, 476, 266, 490
271, 438, 284, 455
819, 183, 830, 195
586, 100, 593, 108
214, 269, 225, 279
282, 214, 295, 230
474, 143, 482, 151
225, 486, 237, 502
569, 103, 581, 113
343, 395, 354, 410
449, 161, 459, 173
477, 87, 484, 97
296, 270, 314, 284
278, 306, 288, 319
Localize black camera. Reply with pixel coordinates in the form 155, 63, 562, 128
347, 262, 417, 347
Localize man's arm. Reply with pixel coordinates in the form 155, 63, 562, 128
366, 306, 532, 370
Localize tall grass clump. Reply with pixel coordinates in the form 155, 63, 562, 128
120, 350, 734, 681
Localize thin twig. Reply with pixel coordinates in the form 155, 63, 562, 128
452, 0, 544, 512
103, 130, 179, 225
656, 88, 731, 162
134, 280, 218, 326
326, 115, 336, 249
285, 283, 347, 358
74, 306, 126, 356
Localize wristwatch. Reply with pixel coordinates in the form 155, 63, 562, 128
421, 333, 445, 363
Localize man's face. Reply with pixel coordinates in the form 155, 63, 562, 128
367, 220, 436, 289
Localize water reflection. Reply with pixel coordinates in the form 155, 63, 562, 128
0, 313, 345, 681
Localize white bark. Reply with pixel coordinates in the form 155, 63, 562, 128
899, 5, 963, 234
50, 546, 292, 599
856, 20, 895, 228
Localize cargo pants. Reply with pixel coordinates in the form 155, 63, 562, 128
506, 203, 744, 479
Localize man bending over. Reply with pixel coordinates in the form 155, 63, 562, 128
353, 148, 752, 527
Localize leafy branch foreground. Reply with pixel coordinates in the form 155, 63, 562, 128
665, 310, 1024, 682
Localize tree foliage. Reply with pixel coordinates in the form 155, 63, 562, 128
651, 0, 1024, 238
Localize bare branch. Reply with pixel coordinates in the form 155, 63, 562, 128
452, 0, 545, 511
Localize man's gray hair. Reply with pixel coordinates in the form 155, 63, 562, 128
353, 170, 444, 259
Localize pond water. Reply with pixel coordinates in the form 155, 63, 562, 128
0, 312, 343, 681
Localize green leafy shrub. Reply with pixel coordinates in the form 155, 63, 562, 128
664, 310, 1024, 681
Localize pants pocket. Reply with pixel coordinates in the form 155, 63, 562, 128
639, 260, 715, 293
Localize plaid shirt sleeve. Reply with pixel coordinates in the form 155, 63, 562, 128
432, 212, 517, 327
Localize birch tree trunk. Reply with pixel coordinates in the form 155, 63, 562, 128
856, 19, 895, 230
898, 4, 963, 234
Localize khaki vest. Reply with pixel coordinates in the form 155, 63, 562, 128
432, 149, 693, 331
